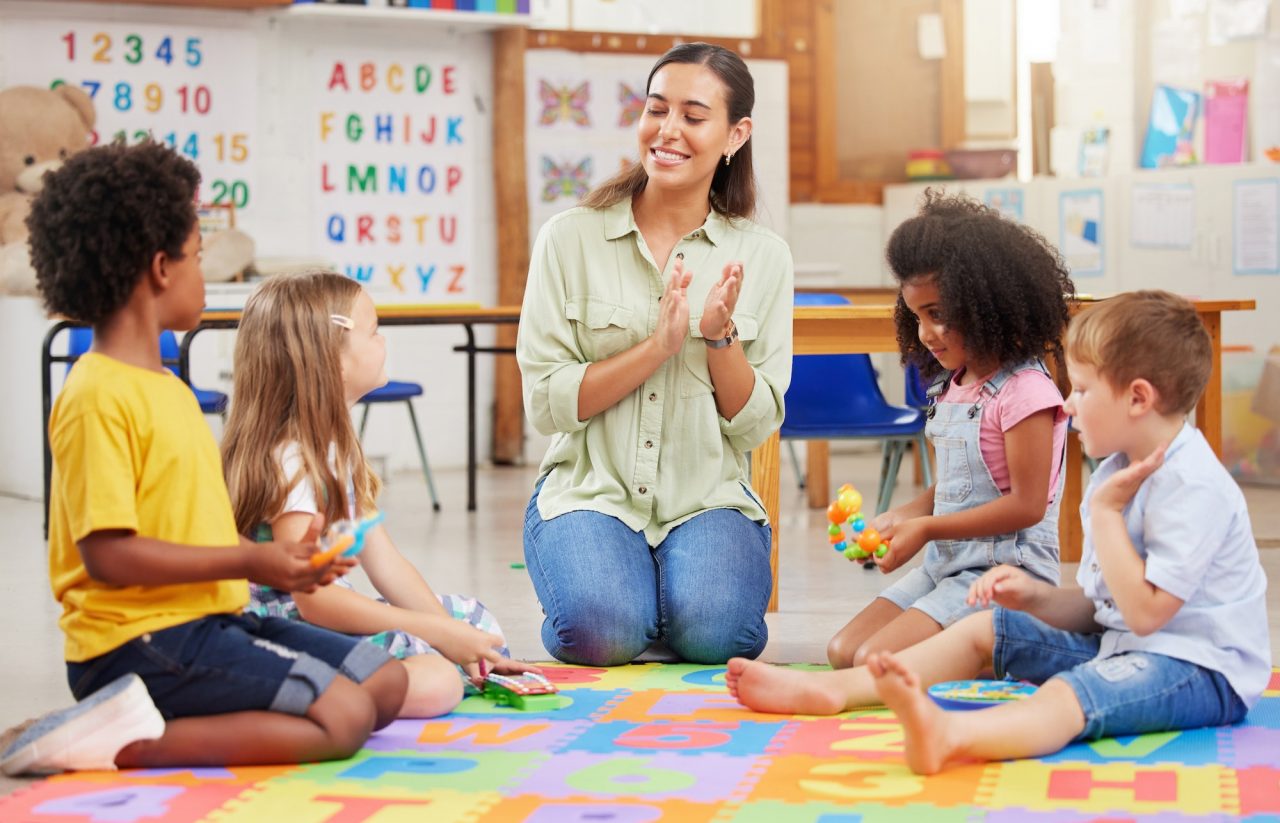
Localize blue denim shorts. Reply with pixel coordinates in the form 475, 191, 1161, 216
993, 607, 1247, 741
66, 613, 392, 719
878, 566, 985, 627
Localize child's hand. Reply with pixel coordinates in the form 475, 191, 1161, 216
870, 510, 903, 534
873, 517, 929, 573
490, 658, 544, 677
1091, 444, 1166, 514
967, 564, 1042, 611
246, 514, 356, 593
431, 620, 505, 686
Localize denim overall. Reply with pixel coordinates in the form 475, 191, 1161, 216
925, 359, 1062, 585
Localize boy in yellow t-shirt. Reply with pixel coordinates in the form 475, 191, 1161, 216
2, 141, 407, 776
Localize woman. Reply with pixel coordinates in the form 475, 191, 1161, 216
517, 43, 794, 666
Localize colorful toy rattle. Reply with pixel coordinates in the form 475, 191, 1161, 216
310, 511, 386, 567
481, 672, 562, 711
825, 484, 890, 563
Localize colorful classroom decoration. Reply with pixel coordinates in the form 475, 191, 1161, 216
314, 48, 477, 301
1060, 188, 1105, 277
524, 50, 659, 243
1140, 83, 1201, 168
0, 19, 259, 223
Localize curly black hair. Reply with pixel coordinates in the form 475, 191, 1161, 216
885, 190, 1075, 380
27, 140, 200, 323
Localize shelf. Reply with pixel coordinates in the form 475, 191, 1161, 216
268, 4, 532, 31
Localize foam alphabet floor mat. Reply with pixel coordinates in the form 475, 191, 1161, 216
2, 664, 1278, 821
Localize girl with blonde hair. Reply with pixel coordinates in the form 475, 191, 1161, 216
223, 271, 536, 717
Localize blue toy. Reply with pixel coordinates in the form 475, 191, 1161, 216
927, 679, 1037, 711
310, 511, 385, 567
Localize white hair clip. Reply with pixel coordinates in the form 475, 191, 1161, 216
330, 314, 354, 330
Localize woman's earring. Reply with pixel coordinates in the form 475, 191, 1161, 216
724, 153, 732, 167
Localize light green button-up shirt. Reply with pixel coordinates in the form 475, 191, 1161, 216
517, 198, 794, 546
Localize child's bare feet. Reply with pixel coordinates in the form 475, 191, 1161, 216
725, 658, 847, 715
867, 651, 957, 775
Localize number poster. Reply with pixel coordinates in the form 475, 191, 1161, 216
1, 20, 259, 222
313, 48, 477, 300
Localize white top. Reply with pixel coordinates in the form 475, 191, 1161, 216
278, 442, 357, 522
1077, 423, 1272, 707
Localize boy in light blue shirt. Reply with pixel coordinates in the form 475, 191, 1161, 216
725, 290, 1270, 774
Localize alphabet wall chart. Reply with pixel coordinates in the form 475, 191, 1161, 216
314, 50, 477, 301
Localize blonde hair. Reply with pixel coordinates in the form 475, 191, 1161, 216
1066, 290, 1211, 416
222, 271, 381, 535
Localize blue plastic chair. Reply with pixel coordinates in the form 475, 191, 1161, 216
67, 328, 228, 417
357, 381, 441, 512
781, 293, 933, 516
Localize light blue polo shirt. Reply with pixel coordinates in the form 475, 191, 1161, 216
1078, 423, 1271, 708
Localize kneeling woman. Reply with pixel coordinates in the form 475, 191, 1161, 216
516, 43, 794, 666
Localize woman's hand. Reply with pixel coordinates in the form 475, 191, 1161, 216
700, 261, 744, 339
652, 264, 693, 358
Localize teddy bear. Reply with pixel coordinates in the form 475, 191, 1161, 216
0, 83, 255, 295
0, 84, 96, 296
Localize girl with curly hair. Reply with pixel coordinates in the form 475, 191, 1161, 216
823, 190, 1076, 669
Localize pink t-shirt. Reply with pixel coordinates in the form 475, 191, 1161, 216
939, 367, 1066, 503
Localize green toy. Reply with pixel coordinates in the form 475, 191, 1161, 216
481, 672, 562, 711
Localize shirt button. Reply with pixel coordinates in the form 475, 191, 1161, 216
649, 392, 657, 401
1091, 563, 1099, 572
1105, 599, 1114, 609
676, 252, 685, 259
645, 440, 653, 448
639, 486, 648, 494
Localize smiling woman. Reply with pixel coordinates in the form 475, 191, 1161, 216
516, 43, 795, 668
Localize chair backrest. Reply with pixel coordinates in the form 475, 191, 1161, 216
784, 293, 899, 430
905, 362, 929, 408
66, 327, 183, 379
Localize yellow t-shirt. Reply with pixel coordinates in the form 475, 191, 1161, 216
48, 352, 248, 662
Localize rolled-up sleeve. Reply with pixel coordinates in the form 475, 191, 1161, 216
719, 241, 793, 452
517, 221, 591, 436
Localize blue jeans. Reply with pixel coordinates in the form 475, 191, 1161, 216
994, 607, 1248, 741
523, 481, 772, 666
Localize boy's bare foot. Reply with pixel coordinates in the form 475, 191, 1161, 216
725, 658, 847, 715
867, 651, 957, 775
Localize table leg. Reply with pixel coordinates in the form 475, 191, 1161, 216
465, 324, 477, 512
1198, 311, 1222, 457
805, 440, 829, 509
1060, 431, 1084, 563
752, 431, 781, 612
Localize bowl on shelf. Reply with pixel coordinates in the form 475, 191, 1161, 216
945, 148, 1017, 179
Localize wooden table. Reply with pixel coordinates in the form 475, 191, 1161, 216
40, 306, 522, 533
751, 299, 1256, 612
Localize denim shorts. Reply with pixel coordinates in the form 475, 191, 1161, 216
993, 607, 1248, 741
878, 566, 985, 627
66, 613, 392, 719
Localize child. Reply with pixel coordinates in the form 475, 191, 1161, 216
727, 290, 1271, 775
2, 142, 407, 776
221, 271, 538, 718
826, 192, 1074, 669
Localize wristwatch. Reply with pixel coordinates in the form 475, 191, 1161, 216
704, 321, 739, 349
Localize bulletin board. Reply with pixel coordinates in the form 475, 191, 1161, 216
0, 17, 259, 222
523, 49, 789, 244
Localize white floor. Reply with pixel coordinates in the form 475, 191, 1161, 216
3, 445, 1280, 796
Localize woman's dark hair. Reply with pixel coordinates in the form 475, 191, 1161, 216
886, 189, 1076, 380
581, 42, 757, 219
27, 139, 200, 323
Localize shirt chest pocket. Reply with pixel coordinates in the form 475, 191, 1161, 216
681, 314, 760, 398
566, 298, 634, 362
